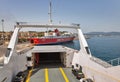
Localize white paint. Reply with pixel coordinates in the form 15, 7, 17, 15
72, 28, 120, 82
4, 27, 20, 64
77, 29, 91, 57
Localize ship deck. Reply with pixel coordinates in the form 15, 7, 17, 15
1, 44, 120, 82
27, 67, 79, 82
26, 45, 79, 82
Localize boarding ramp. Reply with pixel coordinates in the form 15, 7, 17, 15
29, 68, 79, 82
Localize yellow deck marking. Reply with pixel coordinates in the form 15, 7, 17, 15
45, 68, 49, 82
26, 69, 33, 82
59, 67, 69, 82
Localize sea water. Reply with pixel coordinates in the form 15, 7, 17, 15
87, 36, 120, 62
62, 36, 120, 62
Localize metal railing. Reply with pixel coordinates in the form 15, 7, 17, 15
107, 57, 120, 66
90, 56, 112, 68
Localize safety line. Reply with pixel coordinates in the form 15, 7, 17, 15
59, 67, 69, 82
45, 68, 49, 82
26, 69, 33, 82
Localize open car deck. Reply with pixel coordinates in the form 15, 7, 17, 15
28, 67, 79, 82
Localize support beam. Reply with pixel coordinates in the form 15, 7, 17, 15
77, 28, 92, 56
15, 24, 79, 29
4, 27, 20, 64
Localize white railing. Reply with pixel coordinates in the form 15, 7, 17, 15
107, 57, 120, 66
91, 56, 112, 68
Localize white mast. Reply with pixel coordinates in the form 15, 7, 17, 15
46, 0, 52, 36
48, 0, 52, 24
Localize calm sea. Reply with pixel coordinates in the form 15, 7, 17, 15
62, 36, 120, 62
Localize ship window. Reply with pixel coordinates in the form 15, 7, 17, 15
5, 48, 11, 57
27, 57, 32, 61
85, 47, 90, 54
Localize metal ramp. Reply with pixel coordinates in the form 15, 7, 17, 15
28, 68, 79, 82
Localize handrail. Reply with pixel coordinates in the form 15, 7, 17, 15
107, 57, 120, 66
90, 56, 112, 68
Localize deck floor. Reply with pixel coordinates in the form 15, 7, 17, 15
29, 68, 79, 82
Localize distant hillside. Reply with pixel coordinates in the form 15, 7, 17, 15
85, 32, 120, 36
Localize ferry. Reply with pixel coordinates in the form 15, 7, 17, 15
0, 1, 120, 82
30, 29, 75, 45
0, 23, 120, 82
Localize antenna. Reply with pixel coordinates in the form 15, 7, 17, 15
48, 0, 52, 24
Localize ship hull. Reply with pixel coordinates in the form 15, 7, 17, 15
30, 36, 75, 45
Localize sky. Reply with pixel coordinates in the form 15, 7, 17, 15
0, 0, 120, 33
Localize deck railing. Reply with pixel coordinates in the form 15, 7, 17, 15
90, 56, 112, 68
107, 57, 120, 66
